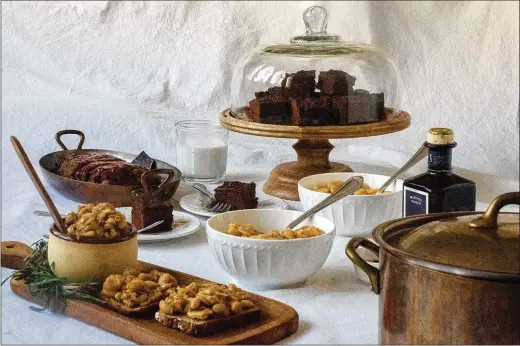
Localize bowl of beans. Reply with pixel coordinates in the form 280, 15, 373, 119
206, 209, 335, 290
298, 173, 403, 237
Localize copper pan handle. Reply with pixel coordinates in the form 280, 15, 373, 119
132, 169, 176, 200
55, 130, 85, 150
469, 192, 520, 229
346, 237, 380, 294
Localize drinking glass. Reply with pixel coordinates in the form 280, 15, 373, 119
175, 120, 229, 183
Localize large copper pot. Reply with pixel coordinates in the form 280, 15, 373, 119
346, 192, 519, 344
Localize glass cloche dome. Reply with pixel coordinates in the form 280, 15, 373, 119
230, 6, 402, 127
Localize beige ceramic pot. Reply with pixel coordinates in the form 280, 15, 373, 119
47, 221, 138, 283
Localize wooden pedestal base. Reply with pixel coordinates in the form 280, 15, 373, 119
263, 139, 352, 201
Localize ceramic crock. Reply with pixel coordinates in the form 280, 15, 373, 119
47, 221, 138, 283
346, 192, 519, 344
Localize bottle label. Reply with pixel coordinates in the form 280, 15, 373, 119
403, 187, 429, 216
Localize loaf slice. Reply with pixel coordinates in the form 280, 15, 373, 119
155, 307, 261, 335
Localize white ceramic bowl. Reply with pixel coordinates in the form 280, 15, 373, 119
206, 209, 335, 290
298, 172, 403, 237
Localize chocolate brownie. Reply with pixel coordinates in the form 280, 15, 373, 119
247, 69, 386, 126
332, 95, 349, 125
371, 92, 386, 121
346, 89, 383, 124
317, 70, 356, 95
214, 182, 258, 211
282, 70, 316, 98
132, 199, 173, 233
248, 90, 291, 125
291, 95, 337, 126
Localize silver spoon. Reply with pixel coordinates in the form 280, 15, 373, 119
376, 143, 428, 195
33, 210, 164, 234
286, 176, 364, 229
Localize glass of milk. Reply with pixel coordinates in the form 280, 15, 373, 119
175, 120, 229, 182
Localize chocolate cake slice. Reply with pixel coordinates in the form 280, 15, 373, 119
132, 199, 173, 233
291, 95, 337, 126
282, 70, 316, 98
317, 69, 356, 95
214, 182, 258, 211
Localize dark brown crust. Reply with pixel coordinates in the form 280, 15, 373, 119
155, 307, 261, 335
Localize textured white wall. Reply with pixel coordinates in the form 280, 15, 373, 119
2, 1, 519, 183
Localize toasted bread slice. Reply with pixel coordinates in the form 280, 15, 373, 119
155, 307, 261, 335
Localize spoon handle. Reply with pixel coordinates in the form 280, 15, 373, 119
286, 176, 364, 230
377, 143, 428, 194
137, 220, 164, 234
11, 136, 67, 233
187, 182, 214, 200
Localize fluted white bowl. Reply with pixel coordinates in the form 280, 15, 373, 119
206, 209, 335, 290
298, 173, 403, 237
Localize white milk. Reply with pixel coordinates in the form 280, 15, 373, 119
176, 137, 228, 180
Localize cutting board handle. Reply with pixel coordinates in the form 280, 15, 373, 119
1, 241, 31, 270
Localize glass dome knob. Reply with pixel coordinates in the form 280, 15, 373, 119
304, 6, 328, 35
290, 6, 342, 43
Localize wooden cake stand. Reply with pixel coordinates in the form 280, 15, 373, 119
220, 108, 411, 201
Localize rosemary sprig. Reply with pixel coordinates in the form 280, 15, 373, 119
1, 239, 103, 313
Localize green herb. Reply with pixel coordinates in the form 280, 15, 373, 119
1, 239, 103, 313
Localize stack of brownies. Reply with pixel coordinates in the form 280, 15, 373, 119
246, 69, 385, 126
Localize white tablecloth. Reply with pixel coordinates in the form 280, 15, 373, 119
1, 160, 516, 344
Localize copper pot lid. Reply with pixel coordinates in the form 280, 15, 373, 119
375, 192, 519, 278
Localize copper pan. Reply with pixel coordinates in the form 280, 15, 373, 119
38, 130, 182, 207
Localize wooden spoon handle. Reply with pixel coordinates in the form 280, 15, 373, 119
10, 136, 67, 233
1, 241, 31, 270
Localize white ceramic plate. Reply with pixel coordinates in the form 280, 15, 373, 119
179, 193, 289, 218
118, 207, 201, 244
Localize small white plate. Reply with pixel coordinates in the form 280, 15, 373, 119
179, 193, 289, 218
118, 208, 201, 244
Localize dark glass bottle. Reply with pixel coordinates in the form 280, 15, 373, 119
403, 128, 476, 216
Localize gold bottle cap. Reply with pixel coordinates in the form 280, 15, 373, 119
427, 128, 454, 145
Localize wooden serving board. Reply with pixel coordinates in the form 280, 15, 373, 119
2, 241, 299, 345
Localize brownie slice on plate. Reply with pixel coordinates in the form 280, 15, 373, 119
214, 182, 258, 211
132, 199, 173, 233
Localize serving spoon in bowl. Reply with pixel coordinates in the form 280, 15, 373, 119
376, 143, 429, 195
286, 176, 364, 230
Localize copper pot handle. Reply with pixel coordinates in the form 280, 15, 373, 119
469, 192, 520, 229
55, 130, 85, 150
346, 237, 380, 294
141, 168, 175, 195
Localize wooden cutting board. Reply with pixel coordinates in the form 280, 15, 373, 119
1, 241, 299, 344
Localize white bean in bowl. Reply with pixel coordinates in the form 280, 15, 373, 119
206, 209, 335, 291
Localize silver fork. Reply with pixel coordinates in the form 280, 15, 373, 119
187, 182, 233, 213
